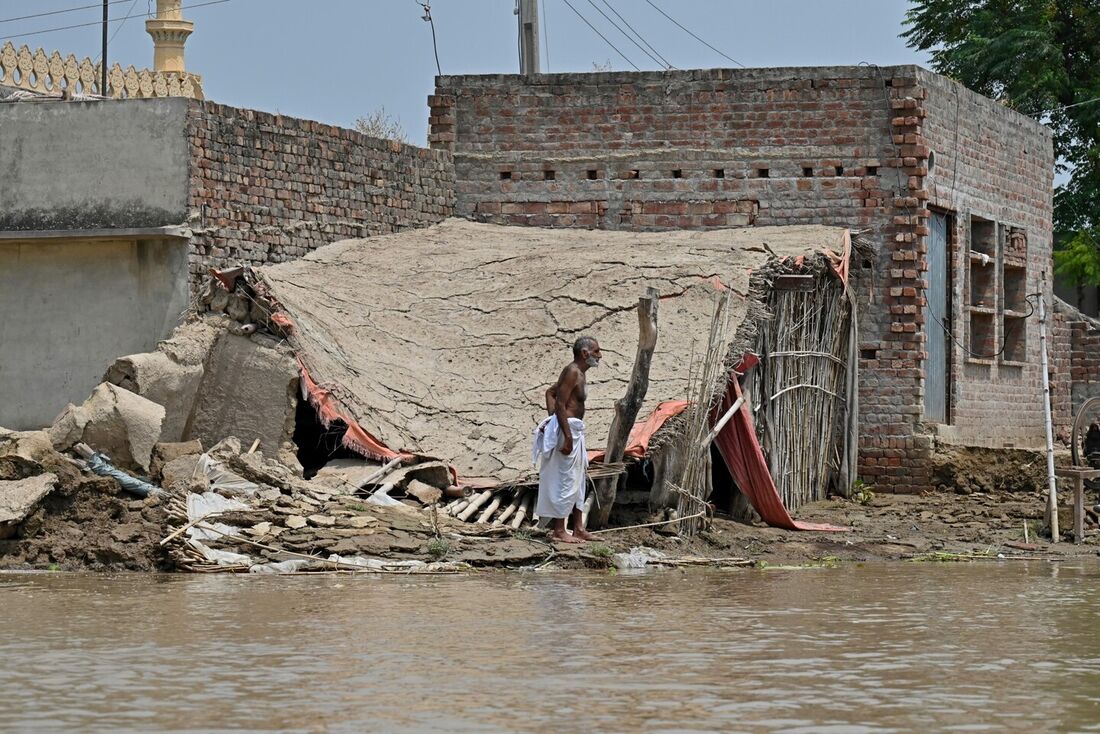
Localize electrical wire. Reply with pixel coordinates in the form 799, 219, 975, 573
601, 0, 673, 69
584, 0, 665, 69
94, 0, 141, 64
643, 0, 744, 68
1, 0, 232, 42
414, 1, 441, 76
560, 0, 639, 71
0, 1, 132, 25
541, 0, 550, 72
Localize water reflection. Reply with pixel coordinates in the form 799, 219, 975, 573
2, 563, 1100, 732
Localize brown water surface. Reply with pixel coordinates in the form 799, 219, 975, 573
3, 563, 1100, 733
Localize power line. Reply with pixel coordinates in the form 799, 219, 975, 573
542, 0, 550, 72
600, 0, 673, 69
584, 0, 665, 69
643, 0, 745, 68
560, 0, 639, 71
0, 0, 232, 43
0, 0, 132, 25
413, 1, 441, 77
95, 0, 141, 63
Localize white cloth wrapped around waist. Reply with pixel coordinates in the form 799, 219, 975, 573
532, 415, 588, 519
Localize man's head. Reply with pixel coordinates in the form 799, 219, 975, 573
573, 335, 602, 369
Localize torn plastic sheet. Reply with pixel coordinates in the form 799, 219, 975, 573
196, 454, 260, 495
189, 540, 252, 566
185, 492, 250, 542
248, 559, 312, 574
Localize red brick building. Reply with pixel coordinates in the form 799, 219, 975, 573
428, 65, 1062, 492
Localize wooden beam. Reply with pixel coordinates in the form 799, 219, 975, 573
590, 287, 659, 528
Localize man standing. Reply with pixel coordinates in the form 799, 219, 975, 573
532, 336, 602, 543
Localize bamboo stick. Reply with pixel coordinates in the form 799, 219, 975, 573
493, 490, 525, 525
510, 493, 531, 529
476, 496, 502, 524
457, 490, 493, 521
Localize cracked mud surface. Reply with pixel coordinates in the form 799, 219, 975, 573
262, 219, 848, 478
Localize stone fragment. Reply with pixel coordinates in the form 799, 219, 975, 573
406, 479, 442, 505
344, 515, 377, 529
0, 473, 57, 528
150, 440, 204, 482
104, 352, 203, 443
48, 383, 165, 472
308, 514, 336, 527
247, 522, 272, 536
286, 515, 307, 529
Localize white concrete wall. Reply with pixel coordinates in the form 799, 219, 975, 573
0, 98, 189, 231
0, 237, 190, 428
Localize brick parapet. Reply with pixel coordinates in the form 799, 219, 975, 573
186, 100, 455, 280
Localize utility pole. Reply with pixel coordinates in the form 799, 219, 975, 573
100, 0, 108, 95
517, 0, 540, 76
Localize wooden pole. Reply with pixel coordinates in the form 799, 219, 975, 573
591, 287, 659, 528
1038, 285, 1058, 542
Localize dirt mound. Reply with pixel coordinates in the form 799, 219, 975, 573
931, 445, 1048, 495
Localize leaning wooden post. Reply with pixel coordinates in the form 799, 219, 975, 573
590, 287, 659, 528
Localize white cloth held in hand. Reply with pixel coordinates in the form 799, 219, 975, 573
532, 415, 588, 519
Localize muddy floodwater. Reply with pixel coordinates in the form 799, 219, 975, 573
3, 564, 1100, 733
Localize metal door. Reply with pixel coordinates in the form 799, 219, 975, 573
924, 212, 949, 422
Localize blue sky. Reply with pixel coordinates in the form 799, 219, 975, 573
2, 1, 928, 142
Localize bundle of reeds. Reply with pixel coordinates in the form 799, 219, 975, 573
752, 266, 851, 510
669, 290, 736, 536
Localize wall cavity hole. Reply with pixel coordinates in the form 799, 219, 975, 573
714, 168, 725, 178
500, 171, 512, 180
860, 348, 879, 361
587, 169, 598, 180
672, 169, 683, 178
544, 169, 556, 180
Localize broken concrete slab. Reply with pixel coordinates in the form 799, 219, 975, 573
184, 333, 298, 457
406, 479, 442, 505
0, 473, 57, 530
48, 383, 165, 472
105, 352, 203, 443
260, 218, 849, 478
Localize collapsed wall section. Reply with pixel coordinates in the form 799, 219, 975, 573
185, 100, 456, 282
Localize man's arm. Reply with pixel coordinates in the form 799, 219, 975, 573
545, 385, 557, 416
554, 368, 578, 454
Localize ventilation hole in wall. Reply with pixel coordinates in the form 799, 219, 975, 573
862, 259, 873, 269
587, 169, 598, 180
672, 169, 683, 178
802, 167, 814, 177
884, 78, 893, 87
835, 165, 844, 176
861, 348, 879, 361
714, 168, 725, 178
927, 150, 936, 173
756, 167, 769, 178
866, 165, 878, 176
500, 171, 512, 180
630, 170, 640, 179
544, 170, 556, 180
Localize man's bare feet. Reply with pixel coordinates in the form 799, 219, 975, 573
551, 529, 584, 544
572, 527, 599, 541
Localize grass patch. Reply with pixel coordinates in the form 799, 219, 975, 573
348, 502, 367, 512
426, 537, 450, 560
588, 543, 613, 559
514, 529, 532, 541
850, 479, 875, 506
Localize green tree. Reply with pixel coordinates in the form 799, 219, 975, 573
904, 1, 1100, 285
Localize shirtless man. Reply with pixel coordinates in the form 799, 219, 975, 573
534, 336, 602, 543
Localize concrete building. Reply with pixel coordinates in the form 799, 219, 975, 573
0, 97, 453, 428
428, 65, 1066, 492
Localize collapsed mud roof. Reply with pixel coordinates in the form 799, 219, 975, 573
250, 218, 852, 480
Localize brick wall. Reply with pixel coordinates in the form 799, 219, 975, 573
186, 100, 454, 280
920, 70, 1055, 449
432, 66, 1054, 492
